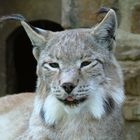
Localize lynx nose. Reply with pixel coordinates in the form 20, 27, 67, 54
61, 82, 75, 94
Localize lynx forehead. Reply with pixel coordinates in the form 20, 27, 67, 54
41, 29, 109, 63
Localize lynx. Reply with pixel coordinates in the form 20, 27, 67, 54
0, 8, 125, 140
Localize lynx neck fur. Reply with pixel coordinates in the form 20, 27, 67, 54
0, 9, 125, 140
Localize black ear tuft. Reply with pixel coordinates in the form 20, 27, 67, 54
0, 14, 26, 23
96, 7, 119, 15
0, 14, 52, 61
96, 7, 110, 15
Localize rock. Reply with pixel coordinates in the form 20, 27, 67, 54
116, 30, 140, 55
123, 96, 140, 120
117, 49, 140, 61
131, 4, 140, 34
116, 30, 140, 96
61, 0, 119, 28
119, 61, 140, 96
125, 121, 140, 140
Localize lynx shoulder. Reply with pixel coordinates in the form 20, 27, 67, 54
0, 8, 125, 140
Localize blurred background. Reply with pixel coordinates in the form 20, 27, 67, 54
0, 0, 139, 139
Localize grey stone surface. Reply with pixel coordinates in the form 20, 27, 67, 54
61, 0, 119, 28
123, 96, 140, 120
125, 121, 140, 140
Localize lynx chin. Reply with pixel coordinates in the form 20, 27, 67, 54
0, 8, 125, 140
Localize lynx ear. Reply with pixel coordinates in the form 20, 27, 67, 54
21, 21, 46, 46
92, 9, 117, 50
21, 21, 51, 60
0, 14, 52, 60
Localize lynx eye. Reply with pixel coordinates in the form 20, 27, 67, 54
42, 62, 60, 70
80, 61, 92, 68
49, 62, 59, 68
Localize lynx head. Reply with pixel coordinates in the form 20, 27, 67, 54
0, 9, 125, 124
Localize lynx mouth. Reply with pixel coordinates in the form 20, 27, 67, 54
57, 96, 88, 106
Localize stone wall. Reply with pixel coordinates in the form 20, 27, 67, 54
61, 0, 140, 139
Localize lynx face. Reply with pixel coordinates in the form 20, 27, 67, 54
39, 30, 106, 108
12, 9, 124, 124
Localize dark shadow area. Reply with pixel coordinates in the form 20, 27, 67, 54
6, 20, 64, 94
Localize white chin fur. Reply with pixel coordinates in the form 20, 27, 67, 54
41, 88, 124, 125
42, 88, 106, 125
88, 87, 106, 119
43, 93, 106, 125
43, 95, 66, 125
